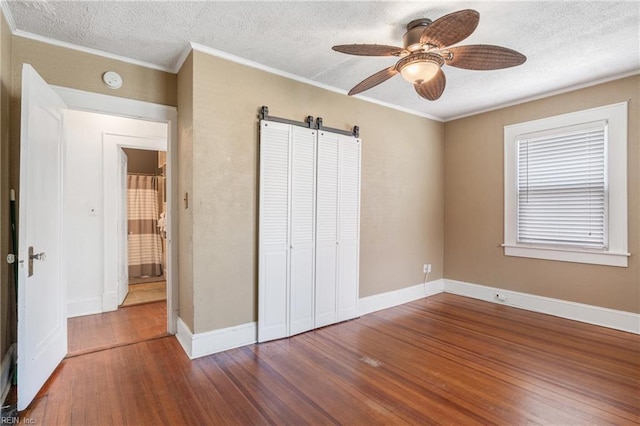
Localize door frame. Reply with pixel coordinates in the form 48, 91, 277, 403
105, 136, 167, 310
52, 85, 179, 334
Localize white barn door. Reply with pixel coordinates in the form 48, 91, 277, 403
259, 119, 360, 341
289, 127, 316, 335
315, 131, 339, 328
337, 134, 361, 322
258, 121, 291, 342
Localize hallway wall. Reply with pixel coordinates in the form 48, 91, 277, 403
63, 110, 167, 317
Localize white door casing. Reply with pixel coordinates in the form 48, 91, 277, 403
117, 149, 129, 305
103, 134, 166, 312
52, 86, 178, 334
17, 64, 67, 411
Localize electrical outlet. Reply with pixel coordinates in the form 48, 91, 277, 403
423, 264, 432, 273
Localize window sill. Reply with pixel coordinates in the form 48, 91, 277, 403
502, 244, 629, 267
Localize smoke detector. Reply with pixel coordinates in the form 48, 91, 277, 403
102, 71, 123, 89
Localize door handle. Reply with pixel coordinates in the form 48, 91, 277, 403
31, 252, 46, 261
28, 246, 46, 277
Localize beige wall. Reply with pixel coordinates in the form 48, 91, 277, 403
177, 52, 194, 331
444, 75, 640, 313
11, 37, 177, 107
122, 148, 160, 175
0, 9, 13, 363
185, 50, 443, 333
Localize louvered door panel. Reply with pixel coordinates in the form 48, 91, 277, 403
258, 120, 290, 342
337, 135, 361, 322
315, 131, 339, 328
289, 127, 317, 336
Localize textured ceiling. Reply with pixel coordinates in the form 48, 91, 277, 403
5, 1, 640, 120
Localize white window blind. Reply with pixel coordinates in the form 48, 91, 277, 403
516, 120, 608, 249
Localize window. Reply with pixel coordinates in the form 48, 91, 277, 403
504, 102, 628, 267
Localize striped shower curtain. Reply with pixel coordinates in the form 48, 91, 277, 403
128, 175, 163, 278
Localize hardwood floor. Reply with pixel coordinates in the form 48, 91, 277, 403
22, 294, 639, 424
67, 301, 167, 357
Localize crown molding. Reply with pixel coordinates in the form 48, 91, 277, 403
0, 0, 16, 33
2, 0, 176, 73
13, 30, 174, 73
189, 42, 444, 122
172, 43, 193, 73
446, 69, 640, 122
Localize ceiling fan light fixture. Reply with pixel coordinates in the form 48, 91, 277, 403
397, 52, 444, 84
333, 9, 526, 101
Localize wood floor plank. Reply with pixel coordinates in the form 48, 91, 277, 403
348, 308, 629, 424
250, 338, 404, 425
215, 347, 339, 424
67, 301, 167, 356
19, 293, 640, 425
371, 297, 640, 423
192, 356, 272, 425
300, 329, 494, 424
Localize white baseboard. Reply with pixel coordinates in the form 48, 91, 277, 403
102, 291, 118, 312
358, 279, 444, 316
443, 279, 640, 334
175, 318, 193, 357
173, 279, 446, 360
176, 317, 257, 360
67, 297, 103, 318
175, 276, 638, 361
1, 344, 16, 406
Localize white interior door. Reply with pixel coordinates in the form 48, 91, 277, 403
17, 64, 67, 411
117, 149, 129, 305
258, 121, 291, 342
337, 135, 361, 322
315, 131, 339, 328
289, 127, 316, 336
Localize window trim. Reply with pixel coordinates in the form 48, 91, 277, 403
504, 102, 628, 267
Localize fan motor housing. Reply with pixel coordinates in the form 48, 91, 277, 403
403, 18, 433, 51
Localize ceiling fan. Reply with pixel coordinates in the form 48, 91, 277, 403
332, 9, 526, 101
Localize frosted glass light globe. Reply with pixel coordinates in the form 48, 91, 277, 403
400, 60, 440, 84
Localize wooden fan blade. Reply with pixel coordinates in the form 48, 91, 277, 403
348, 66, 399, 96
332, 44, 405, 57
420, 9, 479, 48
414, 69, 446, 100
446, 45, 526, 70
